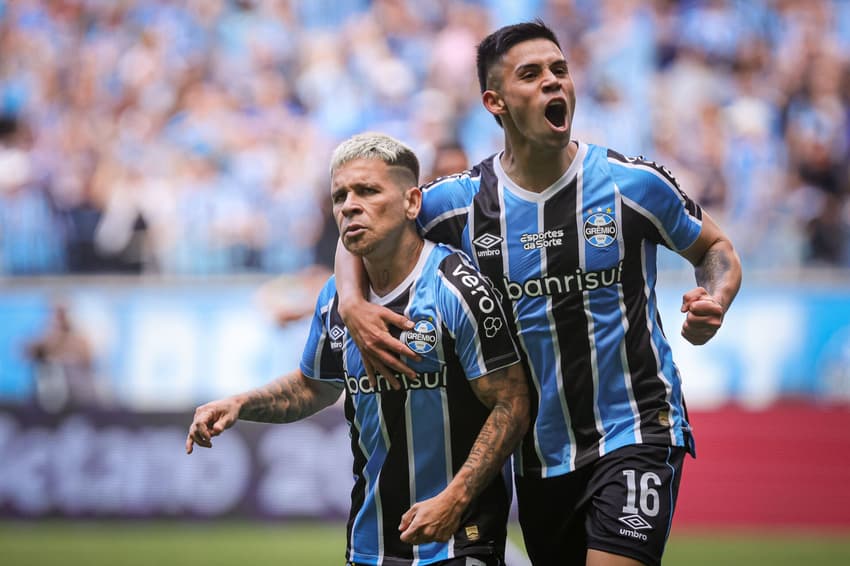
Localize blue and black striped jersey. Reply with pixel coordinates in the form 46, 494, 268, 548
300, 241, 521, 565
417, 141, 702, 479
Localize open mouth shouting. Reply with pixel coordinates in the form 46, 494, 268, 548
544, 99, 568, 131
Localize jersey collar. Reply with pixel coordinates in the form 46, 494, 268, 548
493, 140, 587, 202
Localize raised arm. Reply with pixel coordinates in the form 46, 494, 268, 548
398, 362, 529, 544
185, 370, 342, 454
678, 211, 743, 345
335, 239, 418, 384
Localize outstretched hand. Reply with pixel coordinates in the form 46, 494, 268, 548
680, 287, 725, 345
342, 300, 419, 388
185, 398, 241, 454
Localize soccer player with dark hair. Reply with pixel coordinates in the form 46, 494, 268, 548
187, 132, 529, 566
335, 21, 742, 566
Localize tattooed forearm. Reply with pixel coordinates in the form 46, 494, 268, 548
454, 364, 530, 503
694, 240, 742, 310
460, 401, 525, 496
695, 246, 730, 294
238, 372, 341, 424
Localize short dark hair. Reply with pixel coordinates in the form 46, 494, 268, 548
476, 20, 562, 126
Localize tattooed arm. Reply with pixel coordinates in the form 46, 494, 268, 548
185, 370, 343, 454
398, 362, 529, 544
678, 211, 743, 345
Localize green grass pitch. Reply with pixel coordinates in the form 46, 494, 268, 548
1, 522, 848, 565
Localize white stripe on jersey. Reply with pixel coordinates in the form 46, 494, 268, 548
397, 288, 421, 566
351, 393, 387, 565
540, 190, 576, 473
639, 240, 677, 445
606, 157, 698, 215
577, 169, 608, 458
404, 392, 420, 565
420, 206, 471, 237
312, 298, 335, 376
497, 175, 547, 476
619, 193, 678, 251
441, 386, 456, 559
613, 183, 642, 444
435, 268, 488, 378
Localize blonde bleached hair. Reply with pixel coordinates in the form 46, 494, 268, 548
329, 132, 420, 186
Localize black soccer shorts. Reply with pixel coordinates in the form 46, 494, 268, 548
347, 554, 501, 566
515, 443, 687, 566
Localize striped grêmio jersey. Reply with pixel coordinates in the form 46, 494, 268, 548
300, 241, 521, 565
417, 141, 702, 479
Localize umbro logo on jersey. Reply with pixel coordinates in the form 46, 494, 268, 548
473, 233, 502, 257
329, 325, 345, 350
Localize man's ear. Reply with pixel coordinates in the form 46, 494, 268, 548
404, 186, 422, 220
482, 89, 506, 120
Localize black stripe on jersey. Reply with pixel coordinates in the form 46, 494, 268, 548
543, 177, 603, 470
420, 166, 482, 248
376, 387, 413, 560
319, 295, 346, 377
420, 169, 474, 192
441, 330, 510, 557
375, 288, 416, 560
619, 203, 677, 445
332, 295, 368, 561
468, 159, 502, 275
468, 161, 540, 469
345, 392, 367, 563
437, 253, 519, 369
606, 149, 702, 221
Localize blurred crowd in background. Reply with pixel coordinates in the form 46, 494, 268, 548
1, 0, 849, 277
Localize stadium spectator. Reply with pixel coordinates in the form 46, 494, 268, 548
335, 21, 742, 566
25, 301, 102, 412
186, 132, 529, 565
0, 0, 848, 273
424, 139, 470, 183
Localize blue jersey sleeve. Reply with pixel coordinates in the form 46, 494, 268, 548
299, 277, 345, 384
417, 171, 477, 249
608, 153, 703, 251
435, 252, 520, 379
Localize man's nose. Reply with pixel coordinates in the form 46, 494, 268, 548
542, 72, 561, 91
341, 193, 362, 216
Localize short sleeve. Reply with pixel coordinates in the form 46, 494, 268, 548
435, 252, 520, 379
608, 152, 703, 251
417, 173, 476, 249
299, 277, 345, 383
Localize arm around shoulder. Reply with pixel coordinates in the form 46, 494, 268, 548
334, 238, 417, 382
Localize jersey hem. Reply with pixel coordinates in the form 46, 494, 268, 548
515, 437, 691, 478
